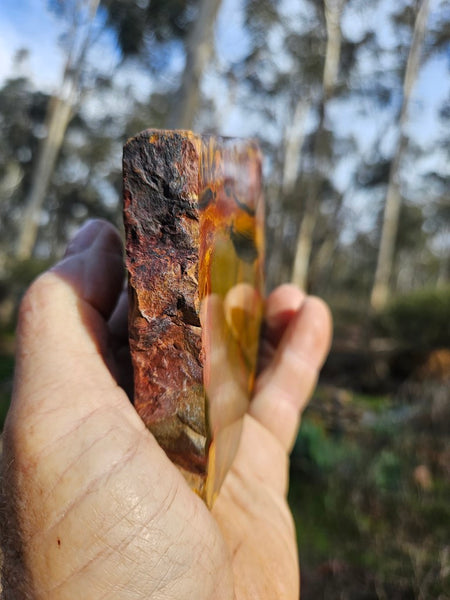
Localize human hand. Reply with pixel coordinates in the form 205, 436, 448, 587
0, 220, 332, 599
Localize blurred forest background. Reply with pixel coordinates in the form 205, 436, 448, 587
0, 0, 449, 597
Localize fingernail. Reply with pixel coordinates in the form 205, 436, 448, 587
64, 220, 107, 257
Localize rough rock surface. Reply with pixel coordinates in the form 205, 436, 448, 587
123, 130, 207, 480
123, 129, 265, 500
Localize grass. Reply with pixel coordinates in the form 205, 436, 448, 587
289, 385, 450, 599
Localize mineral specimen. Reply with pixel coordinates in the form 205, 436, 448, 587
123, 129, 264, 506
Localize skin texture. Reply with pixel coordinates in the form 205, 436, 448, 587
0, 220, 332, 599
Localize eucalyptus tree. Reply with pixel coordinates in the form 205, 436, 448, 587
102, 0, 223, 130
0, 72, 124, 262
237, 0, 333, 287
0, 75, 50, 266
290, 0, 347, 291
168, 0, 223, 129
16, 0, 103, 261
370, 0, 432, 310
15, 0, 224, 261
311, 0, 450, 306
238, 0, 377, 292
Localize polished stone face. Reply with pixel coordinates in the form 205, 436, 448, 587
124, 129, 264, 506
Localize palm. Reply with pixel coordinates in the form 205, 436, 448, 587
213, 416, 299, 599
1, 221, 331, 599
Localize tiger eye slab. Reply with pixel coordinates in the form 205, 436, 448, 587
123, 129, 264, 506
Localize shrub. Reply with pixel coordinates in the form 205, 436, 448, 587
374, 285, 450, 350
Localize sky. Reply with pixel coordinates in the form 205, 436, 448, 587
0, 0, 250, 92
0, 0, 122, 90
0, 0, 65, 88
0, 0, 448, 220
1, 1, 446, 93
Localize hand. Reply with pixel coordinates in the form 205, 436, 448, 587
0, 220, 332, 599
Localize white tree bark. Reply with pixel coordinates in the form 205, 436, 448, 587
323, 0, 345, 98
291, 0, 345, 290
15, 0, 100, 260
169, 0, 223, 130
16, 97, 73, 260
281, 97, 311, 196
292, 210, 317, 288
370, 0, 431, 311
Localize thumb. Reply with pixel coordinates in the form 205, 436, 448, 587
2, 221, 233, 600
12, 220, 129, 419
6, 219, 149, 482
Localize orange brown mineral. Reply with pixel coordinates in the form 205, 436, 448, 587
123, 129, 264, 505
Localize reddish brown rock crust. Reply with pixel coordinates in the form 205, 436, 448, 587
123, 130, 207, 478
123, 129, 265, 501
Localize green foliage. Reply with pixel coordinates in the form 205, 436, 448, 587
0, 397, 11, 430
0, 354, 14, 430
375, 285, 450, 349
0, 258, 53, 332
351, 392, 392, 413
0, 354, 14, 384
293, 419, 356, 474
101, 0, 198, 57
0, 77, 50, 247
369, 449, 402, 492
8, 257, 53, 286
289, 387, 450, 598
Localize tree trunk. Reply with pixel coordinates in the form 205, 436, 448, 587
292, 209, 317, 288
15, 96, 73, 260
168, 0, 223, 129
322, 0, 344, 99
264, 98, 310, 289
310, 190, 344, 292
291, 0, 345, 290
370, 0, 431, 311
15, 0, 100, 260
281, 97, 311, 196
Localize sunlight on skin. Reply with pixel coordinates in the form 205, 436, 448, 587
0, 220, 332, 599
